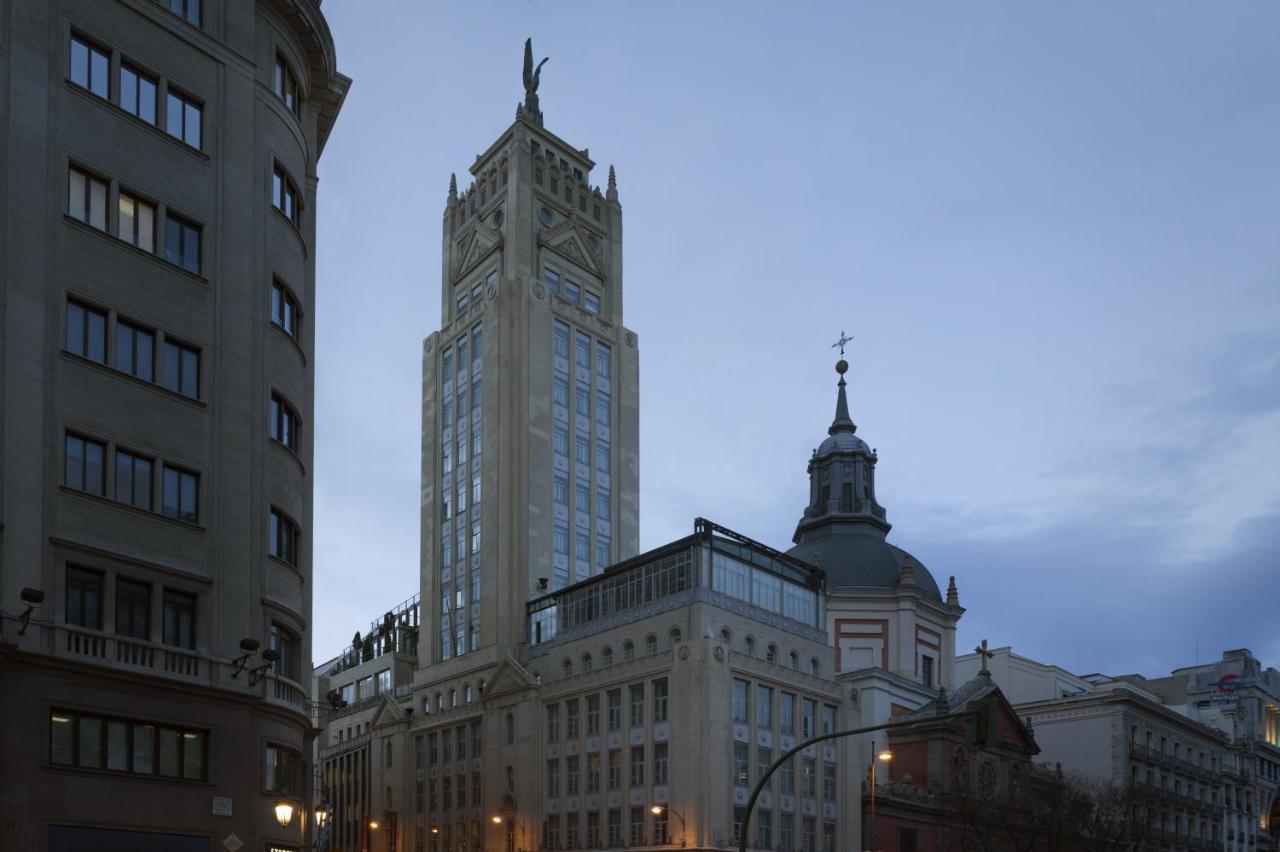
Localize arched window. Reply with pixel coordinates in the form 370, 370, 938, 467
767, 644, 778, 664
721, 628, 732, 645
582, 653, 593, 673
562, 658, 573, 678
789, 652, 800, 671
449, 689, 458, 708
623, 641, 635, 661
810, 658, 820, 676
464, 684, 473, 704
669, 627, 682, 646
745, 636, 756, 657
506, 712, 515, 745
645, 634, 658, 655
602, 646, 613, 667
435, 693, 444, 713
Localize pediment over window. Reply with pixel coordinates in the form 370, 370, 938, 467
538, 220, 605, 279
453, 226, 503, 282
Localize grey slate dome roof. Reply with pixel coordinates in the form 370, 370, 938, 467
787, 527, 942, 601
816, 430, 870, 457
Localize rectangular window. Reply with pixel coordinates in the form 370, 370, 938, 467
65, 567, 103, 628
802, 758, 816, 797
653, 742, 668, 785
575, 333, 591, 370
630, 745, 644, 788
596, 535, 611, 569
596, 343, 612, 380
595, 489, 611, 521
65, 300, 107, 363
168, 0, 201, 26
544, 266, 561, 295
607, 689, 622, 732
65, 434, 106, 496
630, 807, 644, 846
566, 698, 580, 740
575, 435, 590, 465
802, 698, 816, 738
70, 36, 109, 99
608, 809, 622, 847
546, 703, 560, 743
607, 749, 621, 791
757, 684, 773, 729
165, 89, 202, 149
116, 191, 157, 253
553, 376, 569, 407
114, 449, 153, 510
273, 55, 299, 114
553, 524, 568, 555
733, 679, 750, 724
584, 291, 600, 315
822, 704, 837, 735
780, 693, 795, 735
265, 744, 302, 795
270, 394, 300, 452
575, 385, 590, 417
119, 64, 157, 125
733, 742, 749, 787
115, 578, 150, 639
596, 440, 611, 473
596, 392, 611, 427
553, 426, 569, 456
652, 678, 669, 724
269, 508, 298, 564
271, 279, 300, 338
803, 817, 816, 852
755, 809, 772, 850
781, 813, 794, 851
270, 622, 300, 680
162, 590, 195, 649
162, 465, 199, 523
164, 213, 201, 273
921, 655, 934, 687
574, 532, 589, 561
546, 759, 559, 797
780, 758, 795, 794
566, 755, 579, 796
822, 762, 836, 802
587, 694, 601, 736
68, 166, 108, 230
554, 475, 568, 506
564, 278, 580, 304
115, 320, 155, 382
586, 752, 600, 793
630, 684, 644, 727
161, 338, 200, 399
272, 166, 299, 225
50, 709, 206, 780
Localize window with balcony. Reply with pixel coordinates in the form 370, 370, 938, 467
162, 590, 195, 649
65, 567, 103, 629
115, 579, 150, 640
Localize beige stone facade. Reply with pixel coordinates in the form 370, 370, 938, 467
0, 1, 347, 849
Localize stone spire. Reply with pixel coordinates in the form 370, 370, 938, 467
448, 173, 457, 204
934, 686, 950, 716
946, 576, 959, 607
830, 360, 856, 435
606, 165, 618, 202
899, 555, 915, 587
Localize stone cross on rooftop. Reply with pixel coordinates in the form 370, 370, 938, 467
975, 639, 994, 675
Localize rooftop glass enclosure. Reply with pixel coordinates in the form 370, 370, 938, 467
528, 518, 825, 647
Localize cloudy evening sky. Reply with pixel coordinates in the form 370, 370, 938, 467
311, 2, 1280, 678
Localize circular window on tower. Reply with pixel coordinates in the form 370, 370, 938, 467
493, 209, 504, 227
538, 207, 553, 226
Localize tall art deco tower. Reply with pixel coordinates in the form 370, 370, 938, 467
419, 42, 640, 670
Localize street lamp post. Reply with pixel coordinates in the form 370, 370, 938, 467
651, 805, 687, 847
737, 708, 979, 852
867, 742, 893, 852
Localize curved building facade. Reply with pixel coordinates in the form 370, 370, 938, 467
0, 1, 347, 849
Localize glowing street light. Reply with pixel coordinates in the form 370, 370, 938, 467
274, 801, 294, 827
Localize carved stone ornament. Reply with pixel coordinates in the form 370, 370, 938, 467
626, 332, 637, 348
678, 644, 690, 660
533, 282, 545, 300
486, 283, 498, 301
425, 338, 435, 353
714, 646, 725, 662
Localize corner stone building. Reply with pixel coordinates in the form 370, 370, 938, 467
0, 1, 347, 850
315, 51, 962, 852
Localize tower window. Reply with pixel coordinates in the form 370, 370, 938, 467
273, 54, 300, 115
840, 482, 853, 513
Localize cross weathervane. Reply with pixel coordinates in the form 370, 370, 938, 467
975, 639, 994, 675
831, 330, 854, 359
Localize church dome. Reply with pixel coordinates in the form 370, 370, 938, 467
787, 529, 942, 601
788, 354, 945, 604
